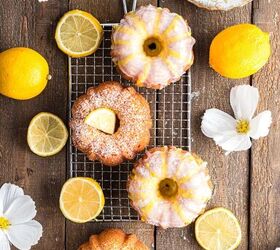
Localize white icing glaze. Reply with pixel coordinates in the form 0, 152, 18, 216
111, 5, 195, 89
128, 147, 212, 228
187, 0, 252, 11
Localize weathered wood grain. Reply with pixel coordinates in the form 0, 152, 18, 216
0, 0, 279, 249
156, 0, 251, 249
250, 0, 280, 249
66, 1, 155, 249
0, 0, 68, 249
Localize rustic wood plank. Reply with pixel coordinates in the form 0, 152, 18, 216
250, 0, 280, 249
156, 1, 251, 249
0, 0, 68, 249
66, 1, 156, 249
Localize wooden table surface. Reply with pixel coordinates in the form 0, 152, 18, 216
0, 0, 279, 249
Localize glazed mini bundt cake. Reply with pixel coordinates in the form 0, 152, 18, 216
70, 82, 152, 166
111, 5, 195, 89
128, 146, 213, 229
187, 0, 252, 11
78, 228, 149, 250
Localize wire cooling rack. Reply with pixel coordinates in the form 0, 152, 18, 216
68, 24, 191, 222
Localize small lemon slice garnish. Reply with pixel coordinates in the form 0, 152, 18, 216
27, 112, 68, 157
59, 177, 105, 223
85, 108, 116, 135
55, 9, 103, 58
195, 207, 242, 250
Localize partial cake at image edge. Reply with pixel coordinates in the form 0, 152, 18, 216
111, 5, 195, 89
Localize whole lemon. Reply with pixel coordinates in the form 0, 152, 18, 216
209, 24, 271, 79
0, 47, 50, 100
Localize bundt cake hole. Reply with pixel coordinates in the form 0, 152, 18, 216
143, 37, 163, 57
114, 115, 120, 133
159, 178, 178, 198
148, 43, 157, 50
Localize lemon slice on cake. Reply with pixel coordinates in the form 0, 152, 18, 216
59, 177, 105, 223
55, 10, 103, 58
27, 112, 68, 157
85, 108, 116, 134
195, 207, 242, 250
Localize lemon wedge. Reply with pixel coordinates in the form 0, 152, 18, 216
85, 108, 116, 134
195, 207, 242, 250
59, 177, 105, 223
55, 9, 103, 58
27, 112, 68, 157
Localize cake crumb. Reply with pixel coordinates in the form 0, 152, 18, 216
191, 91, 200, 100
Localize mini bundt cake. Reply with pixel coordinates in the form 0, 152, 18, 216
78, 228, 149, 250
187, 0, 252, 11
111, 5, 195, 89
70, 82, 152, 166
128, 146, 213, 229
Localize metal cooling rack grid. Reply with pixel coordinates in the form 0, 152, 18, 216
68, 24, 191, 222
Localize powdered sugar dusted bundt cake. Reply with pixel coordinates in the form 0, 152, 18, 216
111, 5, 195, 89
70, 82, 152, 166
128, 146, 213, 228
78, 228, 149, 250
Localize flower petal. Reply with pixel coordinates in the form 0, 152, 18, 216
0, 184, 24, 215
4, 195, 36, 225
0, 230, 10, 250
6, 220, 42, 250
215, 133, 252, 153
201, 108, 236, 138
249, 110, 272, 139
230, 85, 259, 120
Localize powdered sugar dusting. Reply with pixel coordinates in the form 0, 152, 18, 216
70, 82, 152, 166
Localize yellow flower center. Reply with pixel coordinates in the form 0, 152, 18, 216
236, 120, 250, 134
0, 217, 10, 230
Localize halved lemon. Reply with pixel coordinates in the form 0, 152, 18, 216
55, 9, 103, 58
195, 207, 242, 250
59, 177, 105, 223
84, 108, 116, 134
27, 112, 68, 157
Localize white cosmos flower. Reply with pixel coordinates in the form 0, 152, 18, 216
201, 85, 272, 154
0, 183, 42, 250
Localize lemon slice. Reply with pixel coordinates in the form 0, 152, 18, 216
59, 177, 105, 223
55, 10, 103, 58
27, 112, 68, 157
84, 108, 116, 134
195, 207, 242, 250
